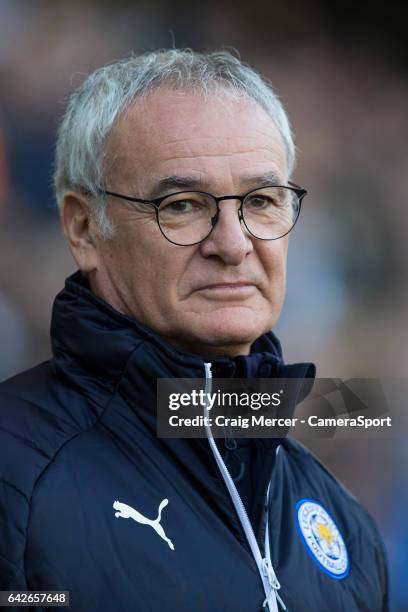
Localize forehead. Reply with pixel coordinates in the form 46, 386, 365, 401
104, 88, 288, 191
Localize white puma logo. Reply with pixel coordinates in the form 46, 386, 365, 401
113, 498, 175, 551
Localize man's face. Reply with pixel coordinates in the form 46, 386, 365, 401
90, 89, 289, 356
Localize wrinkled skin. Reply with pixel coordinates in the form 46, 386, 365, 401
61, 89, 289, 357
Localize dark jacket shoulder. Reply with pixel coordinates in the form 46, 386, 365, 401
281, 436, 386, 539
0, 361, 108, 588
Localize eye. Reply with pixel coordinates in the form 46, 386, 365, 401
162, 199, 198, 214
245, 188, 291, 212
159, 194, 210, 218
245, 194, 276, 209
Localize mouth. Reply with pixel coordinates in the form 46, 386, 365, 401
195, 282, 257, 299
199, 282, 255, 290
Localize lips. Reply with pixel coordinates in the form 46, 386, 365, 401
197, 282, 256, 291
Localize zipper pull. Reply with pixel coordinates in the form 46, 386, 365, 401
261, 557, 287, 611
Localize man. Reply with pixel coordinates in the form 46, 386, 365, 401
0, 50, 388, 611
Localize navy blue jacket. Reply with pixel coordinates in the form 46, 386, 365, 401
0, 272, 388, 611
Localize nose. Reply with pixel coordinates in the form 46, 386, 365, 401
199, 199, 253, 265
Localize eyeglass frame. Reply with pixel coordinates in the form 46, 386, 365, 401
95, 181, 307, 246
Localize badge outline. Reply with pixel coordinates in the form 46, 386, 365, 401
295, 498, 350, 580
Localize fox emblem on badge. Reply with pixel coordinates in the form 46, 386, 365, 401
113, 498, 175, 551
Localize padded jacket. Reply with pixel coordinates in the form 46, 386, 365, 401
0, 272, 388, 611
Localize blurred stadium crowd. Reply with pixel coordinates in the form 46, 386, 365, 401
0, 0, 407, 608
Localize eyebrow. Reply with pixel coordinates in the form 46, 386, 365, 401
149, 171, 284, 198
151, 175, 204, 197
239, 172, 283, 188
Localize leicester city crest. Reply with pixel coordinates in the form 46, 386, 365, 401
296, 499, 349, 579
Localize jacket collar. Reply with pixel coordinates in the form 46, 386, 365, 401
52, 270, 314, 385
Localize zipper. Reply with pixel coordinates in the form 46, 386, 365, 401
263, 482, 286, 610
203, 362, 286, 612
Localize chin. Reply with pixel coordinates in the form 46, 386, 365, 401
192, 310, 272, 355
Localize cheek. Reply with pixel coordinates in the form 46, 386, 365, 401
127, 238, 192, 305
263, 239, 287, 268
260, 243, 288, 300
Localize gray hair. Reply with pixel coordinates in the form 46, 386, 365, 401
54, 49, 296, 238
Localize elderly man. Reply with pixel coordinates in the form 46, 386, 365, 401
0, 50, 387, 611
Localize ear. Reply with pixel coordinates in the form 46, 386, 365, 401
60, 192, 98, 273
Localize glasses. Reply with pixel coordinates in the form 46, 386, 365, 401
98, 182, 307, 246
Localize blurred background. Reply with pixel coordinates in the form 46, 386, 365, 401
0, 0, 406, 607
